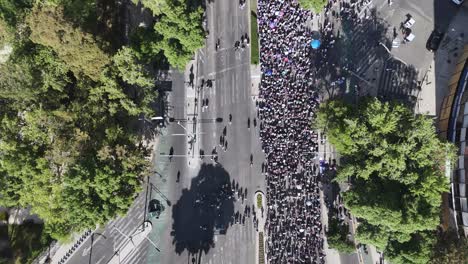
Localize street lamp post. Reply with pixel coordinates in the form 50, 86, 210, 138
88, 233, 107, 264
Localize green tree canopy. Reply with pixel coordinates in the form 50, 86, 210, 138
131, 0, 167, 16
0, 3, 157, 240
134, 0, 205, 69
0, 18, 13, 46
112, 46, 155, 88
317, 97, 457, 264
430, 229, 468, 264
26, 5, 110, 81
326, 217, 355, 254
298, 0, 327, 13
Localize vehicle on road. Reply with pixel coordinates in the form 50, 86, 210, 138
451, 0, 464, 5
426, 30, 444, 52
148, 199, 163, 219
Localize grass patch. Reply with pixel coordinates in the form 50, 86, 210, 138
258, 232, 265, 264
256, 193, 263, 209
0, 221, 52, 264
250, 11, 259, 65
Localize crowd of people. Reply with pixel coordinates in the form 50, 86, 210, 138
254, 0, 382, 262
256, 0, 325, 263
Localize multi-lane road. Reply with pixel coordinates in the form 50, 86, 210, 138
148, 0, 264, 263
64, 0, 262, 263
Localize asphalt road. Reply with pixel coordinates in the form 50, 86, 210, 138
130, 0, 261, 263
146, 0, 264, 262
63, 186, 149, 264
56, 0, 463, 263
63, 0, 258, 263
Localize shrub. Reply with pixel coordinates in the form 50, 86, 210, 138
256, 193, 262, 208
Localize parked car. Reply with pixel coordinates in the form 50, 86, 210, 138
426, 30, 444, 52
148, 199, 163, 219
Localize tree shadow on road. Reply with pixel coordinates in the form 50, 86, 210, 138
170, 163, 235, 256
310, 8, 392, 100
311, 6, 420, 108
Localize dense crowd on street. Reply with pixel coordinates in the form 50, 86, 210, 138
256, 0, 325, 263
255, 0, 378, 263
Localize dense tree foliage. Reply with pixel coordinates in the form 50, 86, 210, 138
298, 0, 327, 13
112, 46, 155, 89
326, 217, 355, 254
317, 98, 457, 264
0, 1, 160, 241
27, 5, 110, 81
132, 0, 167, 15
0, 0, 33, 25
134, 0, 205, 69
0, 18, 13, 46
430, 229, 468, 264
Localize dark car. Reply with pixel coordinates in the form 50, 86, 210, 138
426, 30, 444, 52
148, 199, 163, 219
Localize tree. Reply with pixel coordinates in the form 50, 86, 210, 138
317, 97, 457, 263
154, 0, 205, 69
131, 0, 167, 16
430, 229, 468, 264
112, 46, 155, 88
0, 17, 13, 46
135, 0, 205, 69
327, 217, 355, 254
0, 0, 33, 25
298, 0, 327, 13
0, 16, 153, 241
26, 5, 110, 81
386, 232, 436, 264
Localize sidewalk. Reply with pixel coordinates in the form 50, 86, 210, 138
416, 60, 436, 115
39, 230, 93, 264
317, 130, 384, 264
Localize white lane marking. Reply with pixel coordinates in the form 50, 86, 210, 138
119, 219, 134, 234
205, 62, 250, 78
233, 74, 237, 103
95, 255, 106, 264
112, 217, 124, 227
222, 89, 226, 105
94, 235, 104, 244
82, 246, 91, 256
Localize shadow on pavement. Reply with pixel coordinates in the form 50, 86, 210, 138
170, 163, 235, 256
311, 5, 420, 108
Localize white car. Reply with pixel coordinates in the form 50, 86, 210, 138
452, 0, 465, 5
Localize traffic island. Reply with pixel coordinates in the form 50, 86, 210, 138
254, 190, 266, 264
258, 232, 265, 264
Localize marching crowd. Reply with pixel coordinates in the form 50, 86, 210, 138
256, 0, 325, 263
255, 0, 377, 261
